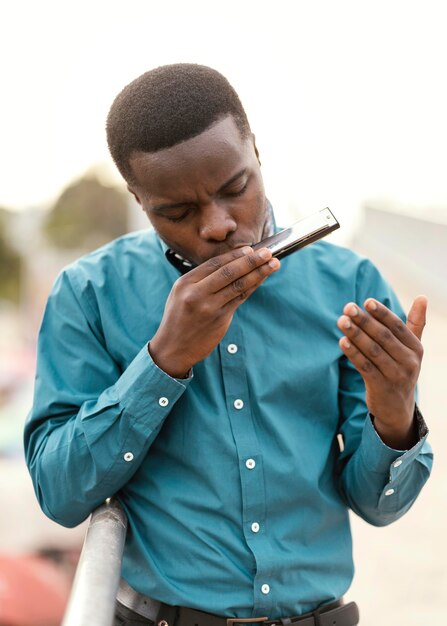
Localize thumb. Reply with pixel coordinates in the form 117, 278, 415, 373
406, 295, 428, 340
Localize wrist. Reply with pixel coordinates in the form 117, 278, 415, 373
372, 405, 419, 450
147, 340, 192, 379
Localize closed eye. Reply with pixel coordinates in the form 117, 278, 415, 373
165, 211, 190, 223
225, 181, 248, 198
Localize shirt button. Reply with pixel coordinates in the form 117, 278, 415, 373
393, 460, 402, 468
234, 399, 244, 410
159, 397, 169, 407
227, 343, 238, 354
385, 488, 395, 496
261, 584, 270, 595
123, 452, 134, 462
251, 522, 260, 533
246, 459, 256, 470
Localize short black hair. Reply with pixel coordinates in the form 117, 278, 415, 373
106, 63, 251, 182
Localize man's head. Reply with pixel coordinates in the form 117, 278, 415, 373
106, 63, 251, 183
106, 64, 269, 265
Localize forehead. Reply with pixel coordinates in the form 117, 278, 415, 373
129, 116, 254, 195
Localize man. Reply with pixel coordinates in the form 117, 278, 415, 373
25, 64, 432, 626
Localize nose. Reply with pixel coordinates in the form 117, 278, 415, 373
198, 203, 237, 242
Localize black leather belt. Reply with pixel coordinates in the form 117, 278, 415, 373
117, 580, 360, 626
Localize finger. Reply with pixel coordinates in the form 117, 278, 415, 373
359, 299, 422, 352
341, 302, 415, 362
338, 313, 405, 378
187, 246, 254, 282
217, 256, 280, 306
202, 247, 275, 294
406, 295, 428, 340
338, 335, 383, 382
223, 259, 281, 311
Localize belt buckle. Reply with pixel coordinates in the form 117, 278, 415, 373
227, 618, 268, 626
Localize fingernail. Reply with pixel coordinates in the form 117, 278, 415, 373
241, 246, 252, 255
258, 248, 271, 260
343, 338, 351, 349
367, 299, 377, 311
268, 258, 280, 269
343, 318, 352, 329
349, 305, 358, 316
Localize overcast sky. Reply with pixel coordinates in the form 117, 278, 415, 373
1, 0, 446, 240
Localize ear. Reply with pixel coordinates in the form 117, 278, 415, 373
127, 184, 142, 207
251, 133, 261, 166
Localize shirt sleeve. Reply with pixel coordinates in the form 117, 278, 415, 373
24, 269, 192, 528
336, 259, 433, 526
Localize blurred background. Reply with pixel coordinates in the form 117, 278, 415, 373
0, 1, 445, 624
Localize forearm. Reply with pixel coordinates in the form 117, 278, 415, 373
25, 346, 190, 527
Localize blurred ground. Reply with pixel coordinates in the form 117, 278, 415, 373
0, 554, 72, 626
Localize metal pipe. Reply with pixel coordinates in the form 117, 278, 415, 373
62, 498, 128, 626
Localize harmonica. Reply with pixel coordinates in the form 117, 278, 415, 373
253, 207, 339, 259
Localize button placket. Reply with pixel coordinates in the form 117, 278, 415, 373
219, 323, 269, 612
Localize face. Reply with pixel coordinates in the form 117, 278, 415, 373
127, 115, 268, 266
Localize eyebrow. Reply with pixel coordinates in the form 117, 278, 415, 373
151, 168, 248, 213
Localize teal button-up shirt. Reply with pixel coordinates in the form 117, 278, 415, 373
24, 228, 432, 618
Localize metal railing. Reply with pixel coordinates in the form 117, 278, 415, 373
62, 498, 128, 626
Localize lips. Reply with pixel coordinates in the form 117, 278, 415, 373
231, 242, 253, 250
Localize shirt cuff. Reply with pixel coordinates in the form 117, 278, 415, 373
360, 404, 429, 475
114, 344, 192, 430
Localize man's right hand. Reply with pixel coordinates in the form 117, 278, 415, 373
148, 246, 280, 378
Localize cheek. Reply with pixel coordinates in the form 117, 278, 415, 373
147, 217, 177, 246
250, 189, 268, 228
249, 175, 266, 211
232, 189, 266, 231
153, 222, 196, 256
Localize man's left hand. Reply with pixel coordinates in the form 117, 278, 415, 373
337, 295, 428, 449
